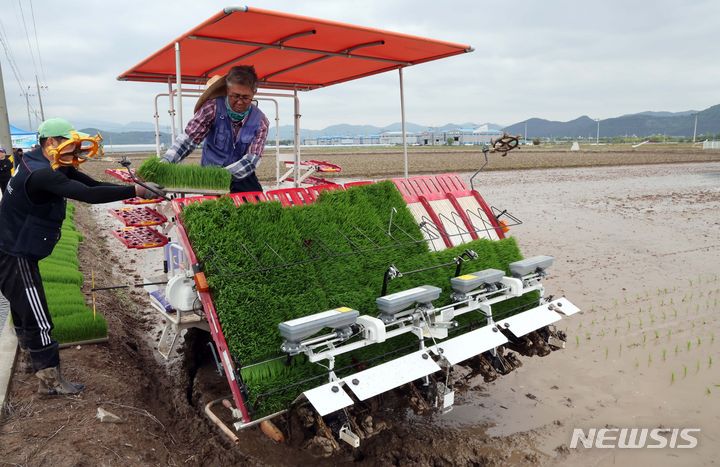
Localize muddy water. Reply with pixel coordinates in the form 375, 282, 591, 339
445, 162, 720, 466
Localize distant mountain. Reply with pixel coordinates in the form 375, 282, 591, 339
505, 105, 720, 138
71, 104, 720, 144
80, 128, 172, 145
75, 120, 171, 133
629, 110, 699, 118
266, 122, 502, 140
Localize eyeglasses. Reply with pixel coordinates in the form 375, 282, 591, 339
228, 92, 254, 102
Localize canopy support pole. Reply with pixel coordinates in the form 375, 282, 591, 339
167, 79, 177, 142
293, 90, 301, 188
175, 42, 183, 131
399, 68, 408, 178
153, 93, 163, 156
267, 99, 280, 187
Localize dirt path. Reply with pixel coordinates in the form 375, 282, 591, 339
1, 161, 718, 466
0, 204, 246, 467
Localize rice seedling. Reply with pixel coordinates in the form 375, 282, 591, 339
181, 182, 534, 415
51, 313, 107, 344
39, 204, 107, 344
137, 157, 232, 190
709, 356, 713, 368
706, 387, 711, 395
671, 372, 675, 384
683, 365, 688, 378
662, 349, 667, 361
687, 340, 692, 351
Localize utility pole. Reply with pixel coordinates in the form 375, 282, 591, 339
596, 118, 600, 145
35, 75, 45, 121
24, 90, 32, 128
524, 121, 528, 141
692, 113, 698, 143
0, 59, 12, 152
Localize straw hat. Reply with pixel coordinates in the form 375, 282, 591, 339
194, 75, 227, 113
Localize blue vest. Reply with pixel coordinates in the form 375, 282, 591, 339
201, 97, 265, 167
0, 148, 66, 260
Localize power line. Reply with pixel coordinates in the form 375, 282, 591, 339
0, 21, 29, 94
17, 0, 39, 79
28, 0, 47, 85
0, 21, 40, 128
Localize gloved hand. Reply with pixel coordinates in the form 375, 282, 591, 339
135, 182, 166, 199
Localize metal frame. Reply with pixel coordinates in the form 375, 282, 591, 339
154, 88, 284, 185
167, 41, 414, 184
169, 200, 253, 423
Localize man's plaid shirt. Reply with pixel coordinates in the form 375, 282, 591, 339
162, 99, 269, 179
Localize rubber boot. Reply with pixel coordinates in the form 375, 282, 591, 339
17, 347, 33, 374
35, 366, 85, 395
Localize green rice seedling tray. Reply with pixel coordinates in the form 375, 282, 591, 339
181, 182, 534, 415
38, 204, 108, 344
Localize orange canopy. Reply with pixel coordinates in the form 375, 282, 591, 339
117, 6, 472, 91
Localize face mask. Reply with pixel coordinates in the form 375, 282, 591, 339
47, 131, 103, 169
225, 97, 250, 122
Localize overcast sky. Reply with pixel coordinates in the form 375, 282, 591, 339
1, 0, 718, 131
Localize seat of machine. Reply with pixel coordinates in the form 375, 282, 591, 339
279, 307, 360, 346
509, 255, 554, 277
376, 285, 442, 314
450, 268, 505, 294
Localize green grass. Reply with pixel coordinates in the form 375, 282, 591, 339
37, 204, 108, 344
137, 157, 231, 190
182, 181, 536, 415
